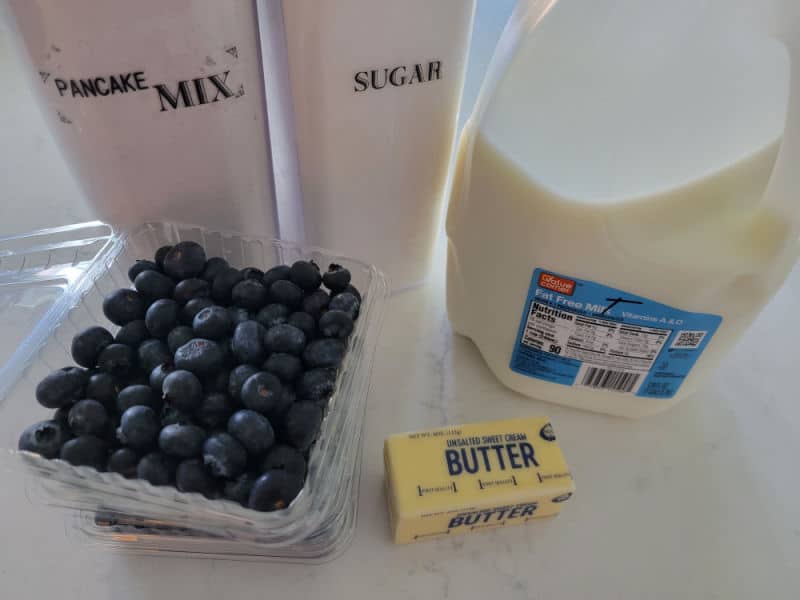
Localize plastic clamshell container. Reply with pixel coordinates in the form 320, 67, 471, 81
0, 222, 387, 561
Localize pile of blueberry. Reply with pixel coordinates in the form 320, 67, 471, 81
18, 241, 361, 512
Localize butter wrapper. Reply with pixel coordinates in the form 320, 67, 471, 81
384, 417, 574, 544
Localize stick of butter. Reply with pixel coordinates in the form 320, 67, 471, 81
384, 417, 575, 544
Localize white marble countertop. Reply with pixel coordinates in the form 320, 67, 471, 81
1, 2, 799, 599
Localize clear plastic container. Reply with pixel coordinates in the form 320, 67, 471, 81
0, 221, 387, 561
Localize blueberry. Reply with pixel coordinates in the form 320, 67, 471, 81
296, 368, 338, 403
335, 284, 362, 304
263, 353, 303, 383
114, 320, 149, 348
67, 399, 108, 436
261, 444, 307, 477
174, 338, 225, 375
148, 364, 173, 394
100, 414, 122, 446
231, 321, 267, 366
248, 470, 304, 512
117, 406, 160, 450
85, 372, 120, 410
193, 306, 232, 340
145, 299, 180, 339
196, 392, 237, 429
154, 245, 173, 270
322, 264, 352, 293
117, 384, 159, 413
107, 447, 139, 478
60, 435, 108, 470
328, 292, 360, 320
103, 289, 146, 326
161, 405, 196, 427
227, 306, 251, 327
180, 297, 215, 326
241, 372, 284, 417
279, 386, 297, 417
134, 270, 175, 302
282, 402, 323, 451
53, 406, 71, 425
228, 410, 275, 456
18, 420, 71, 459
137, 452, 174, 486
223, 473, 258, 506
264, 324, 307, 356
176, 459, 217, 497
97, 343, 137, 378
159, 424, 207, 458
256, 304, 290, 329
137, 339, 171, 372
218, 336, 234, 367
202, 433, 247, 479
211, 267, 244, 304
228, 365, 260, 400
128, 259, 160, 283
290, 260, 322, 292
301, 289, 330, 319
201, 256, 230, 283
162, 370, 203, 413
35, 367, 88, 409
262, 265, 291, 288
120, 369, 150, 388
173, 278, 210, 305
288, 312, 316, 341
246, 267, 268, 280
204, 368, 231, 394
167, 325, 195, 354
71, 326, 114, 368
303, 339, 346, 369
232, 279, 268, 310
269, 279, 303, 308
163, 241, 206, 280
318, 310, 354, 339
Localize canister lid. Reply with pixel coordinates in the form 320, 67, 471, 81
0, 221, 119, 400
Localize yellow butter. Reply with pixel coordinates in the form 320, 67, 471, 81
384, 417, 574, 544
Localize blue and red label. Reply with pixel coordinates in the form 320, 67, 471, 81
510, 269, 722, 399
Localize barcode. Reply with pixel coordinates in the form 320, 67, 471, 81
580, 367, 641, 393
671, 330, 707, 350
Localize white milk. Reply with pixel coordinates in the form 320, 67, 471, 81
4, 0, 279, 237
277, 0, 476, 288
447, 0, 799, 418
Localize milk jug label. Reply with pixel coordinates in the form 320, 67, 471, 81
510, 269, 722, 399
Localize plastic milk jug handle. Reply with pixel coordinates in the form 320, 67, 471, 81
760, 4, 800, 226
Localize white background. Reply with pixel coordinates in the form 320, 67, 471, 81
1, 1, 799, 598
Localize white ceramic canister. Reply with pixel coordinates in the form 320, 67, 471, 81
3, 0, 279, 236
275, 0, 477, 288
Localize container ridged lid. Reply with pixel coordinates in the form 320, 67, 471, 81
0, 221, 118, 400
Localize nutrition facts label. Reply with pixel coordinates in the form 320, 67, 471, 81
520, 303, 672, 394
510, 269, 723, 399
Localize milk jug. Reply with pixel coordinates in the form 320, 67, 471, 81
3, 0, 279, 237
275, 0, 477, 288
447, 0, 800, 417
